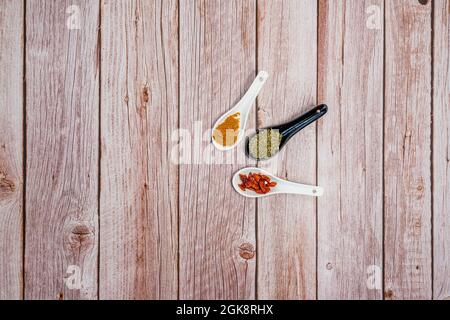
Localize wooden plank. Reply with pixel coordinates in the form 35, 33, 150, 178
0, 0, 24, 300
433, 0, 450, 301
317, 0, 384, 299
384, 0, 432, 300
100, 0, 178, 299
179, 0, 256, 299
25, 0, 99, 300
257, 0, 317, 299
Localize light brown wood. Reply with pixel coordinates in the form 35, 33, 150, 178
0, 0, 447, 301
0, 0, 24, 300
100, 0, 178, 299
433, 0, 450, 301
179, 0, 256, 299
256, 0, 317, 299
317, 0, 384, 299
384, 0, 432, 300
25, 0, 99, 300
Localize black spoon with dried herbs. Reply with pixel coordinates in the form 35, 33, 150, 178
246, 104, 328, 160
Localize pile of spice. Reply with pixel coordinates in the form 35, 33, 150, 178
212, 112, 241, 147
239, 172, 277, 194
248, 129, 283, 160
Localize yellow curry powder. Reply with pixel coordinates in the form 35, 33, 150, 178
213, 112, 240, 147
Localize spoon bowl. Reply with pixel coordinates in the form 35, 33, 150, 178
212, 71, 269, 151
232, 167, 324, 198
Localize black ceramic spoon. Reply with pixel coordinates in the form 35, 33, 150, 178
246, 104, 328, 160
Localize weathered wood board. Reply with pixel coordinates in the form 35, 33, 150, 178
0, 0, 24, 300
25, 0, 99, 300
100, 0, 179, 299
257, 0, 317, 299
433, 0, 450, 301
384, 0, 432, 300
317, 0, 384, 299
179, 0, 257, 299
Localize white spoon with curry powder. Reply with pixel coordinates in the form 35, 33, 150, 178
232, 167, 324, 198
212, 71, 269, 151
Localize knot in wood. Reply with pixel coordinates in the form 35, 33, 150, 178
72, 224, 92, 236
0, 171, 16, 195
385, 289, 394, 299
67, 223, 95, 252
142, 86, 150, 103
239, 243, 255, 260
413, 177, 425, 199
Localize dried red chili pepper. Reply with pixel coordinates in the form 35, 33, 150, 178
238, 172, 277, 195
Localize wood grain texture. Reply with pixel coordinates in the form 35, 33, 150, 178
317, 0, 384, 299
179, 0, 256, 299
384, 0, 432, 300
433, 0, 450, 301
257, 0, 317, 299
100, 0, 178, 299
25, 0, 99, 300
0, 0, 24, 300
0, 0, 446, 301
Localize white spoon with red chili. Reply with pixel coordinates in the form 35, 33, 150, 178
232, 167, 323, 198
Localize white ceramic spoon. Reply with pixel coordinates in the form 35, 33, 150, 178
232, 167, 324, 198
212, 71, 269, 151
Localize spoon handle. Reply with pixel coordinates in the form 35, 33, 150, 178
238, 71, 269, 112
280, 180, 324, 197
279, 104, 328, 137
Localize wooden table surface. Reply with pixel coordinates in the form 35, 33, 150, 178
0, 0, 448, 300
